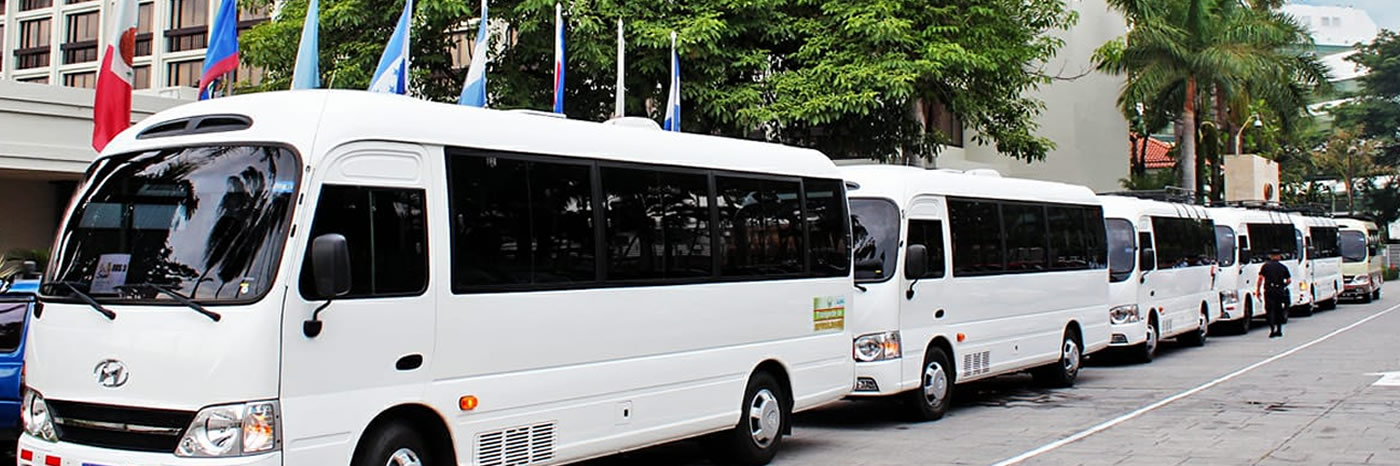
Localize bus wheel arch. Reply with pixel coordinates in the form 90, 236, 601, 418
708, 361, 793, 465
752, 360, 793, 435
351, 403, 457, 466
905, 337, 956, 422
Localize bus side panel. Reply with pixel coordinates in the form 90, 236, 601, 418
429, 279, 851, 465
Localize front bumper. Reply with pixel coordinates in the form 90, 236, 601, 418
849, 358, 909, 397
19, 434, 282, 466
1108, 319, 1148, 347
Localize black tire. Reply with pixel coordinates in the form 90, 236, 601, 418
905, 346, 954, 422
350, 421, 436, 466
1235, 300, 1254, 335
1033, 330, 1082, 388
711, 371, 788, 465
1134, 317, 1158, 363
1179, 307, 1208, 347
1294, 303, 1314, 317
1374, 285, 1382, 301
1322, 298, 1337, 310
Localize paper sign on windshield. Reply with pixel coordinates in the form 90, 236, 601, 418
89, 253, 131, 295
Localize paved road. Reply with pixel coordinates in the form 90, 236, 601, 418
586, 284, 1400, 465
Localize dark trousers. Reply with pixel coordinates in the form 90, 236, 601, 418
1265, 288, 1289, 331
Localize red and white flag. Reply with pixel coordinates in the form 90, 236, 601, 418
91, 0, 140, 152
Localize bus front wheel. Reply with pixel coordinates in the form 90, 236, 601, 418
905, 346, 953, 421
712, 371, 789, 465
351, 421, 435, 466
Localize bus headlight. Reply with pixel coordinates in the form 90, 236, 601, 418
176, 400, 280, 457
1109, 305, 1141, 325
853, 331, 901, 362
21, 388, 56, 442
1352, 275, 1370, 285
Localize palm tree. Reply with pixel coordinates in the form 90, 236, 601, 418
1098, 0, 1328, 200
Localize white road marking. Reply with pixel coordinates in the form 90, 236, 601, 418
1365, 371, 1400, 387
992, 303, 1400, 466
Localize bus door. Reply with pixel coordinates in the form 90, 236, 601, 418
899, 198, 955, 377
280, 142, 438, 463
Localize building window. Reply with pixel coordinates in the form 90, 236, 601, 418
17, 76, 49, 84
63, 71, 96, 88
16, 18, 52, 69
448, 31, 473, 69
926, 100, 964, 148
235, 62, 264, 88
65, 0, 96, 3
19, 0, 51, 11
133, 65, 151, 89
63, 11, 100, 64
168, 59, 202, 87
1332, 17, 1341, 27
166, 0, 208, 52
136, 2, 154, 56
1321, 17, 1330, 26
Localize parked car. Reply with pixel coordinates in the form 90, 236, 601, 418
0, 263, 38, 432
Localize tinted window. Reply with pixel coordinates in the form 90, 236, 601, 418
602, 167, 712, 280
448, 152, 595, 290
1341, 231, 1367, 263
949, 199, 1004, 275
1084, 207, 1108, 269
1246, 223, 1296, 262
1139, 232, 1156, 271
1049, 207, 1089, 270
1003, 204, 1048, 271
1151, 216, 1216, 268
1106, 219, 1136, 282
805, 178, 851, 277
907, 220, 946, 278
0, 302, 26, 352
716, 176, 803, 276
851, 198, 899, 282
300, 186, 427, 298
1215, 226, 1237, 267
1310, 226, 1339, 259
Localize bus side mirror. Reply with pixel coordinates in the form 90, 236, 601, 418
312, 234, 352, 298
305, 233, 351, 338
905, 245, 929, 279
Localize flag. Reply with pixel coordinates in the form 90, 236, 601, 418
91, 0, 139, 152
459, 0, 488, 106
198, 0, 240, 100
291, 0, 320, 89
369, 0, 413, 94
552, 3, 565, 114
614, 18, 624, 117
663, 31, 680, 132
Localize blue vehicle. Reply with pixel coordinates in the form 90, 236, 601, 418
0, 264, 38, 432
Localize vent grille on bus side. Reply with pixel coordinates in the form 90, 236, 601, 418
963, 351, 991, 378
476, 422, 556, 466
46, 400, 194, 453
136, 114, 252, 139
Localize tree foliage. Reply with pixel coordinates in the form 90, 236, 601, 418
240, 0, 1077, 162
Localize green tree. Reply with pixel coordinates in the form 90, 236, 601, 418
1334, 31, 1400, 226
241, 0, 1077, 162
1096, 0, 1328, 200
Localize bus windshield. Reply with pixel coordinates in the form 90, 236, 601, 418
1215, 226, 1237, 267
1106, 219, 1136, 282
1340, 231, 1367, 263
44, 145, 300, 304
851, 198, 899, 283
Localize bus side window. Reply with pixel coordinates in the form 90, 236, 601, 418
1138, 232, 1156, 271
906, 220, 946, 279
1238, 235, 1250, 264
299, 185, 428, 299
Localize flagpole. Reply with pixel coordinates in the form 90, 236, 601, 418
614, 17, 624, 118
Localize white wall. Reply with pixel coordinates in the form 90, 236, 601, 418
938, 0, 1130, 193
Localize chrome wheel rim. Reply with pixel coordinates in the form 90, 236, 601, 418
748, 389, 781, 448
386, 448, 422, 466
1199, 313, 1208, 338
1145, 323, 1158, 356
1062, 339, 1080, 374
922, 361, 949, 406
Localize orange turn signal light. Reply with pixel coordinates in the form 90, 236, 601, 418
956, 333, 966, 343
459, 395, 479, 411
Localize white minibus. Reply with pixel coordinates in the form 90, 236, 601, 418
1100, 196, 1217, 362
1208, 206, 1302, 328
21, 91, 856, 466
1205, 207, 1252, 333
1337, 218, 1385, 302
1301, 214, 1342, 310
841, 165, 1110, 421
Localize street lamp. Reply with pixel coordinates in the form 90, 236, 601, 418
1235, 113, 1264, 154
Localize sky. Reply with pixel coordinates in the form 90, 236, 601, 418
1291, 0, 1400, 32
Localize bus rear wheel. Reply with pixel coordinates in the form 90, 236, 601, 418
711, 371, 788, 465
1179, 307, 1208, 347
905, 347, 953, 421
351, 421, 435, 466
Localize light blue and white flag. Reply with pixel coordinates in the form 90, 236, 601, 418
369, 0, 413, 94
459, 0, 489, 106
552, 3, 565, 114
291, 0, 320, 89
662, 31, 680, 132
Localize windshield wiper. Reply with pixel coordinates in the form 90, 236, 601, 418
40, 281, 116, 320
118, 283, 221, 322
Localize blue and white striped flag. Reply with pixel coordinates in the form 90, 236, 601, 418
459, 0, 489, 106
662, 31, 680, 132
368, 0, 413, 94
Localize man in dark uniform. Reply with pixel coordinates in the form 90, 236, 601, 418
1257, 250, 1292, 338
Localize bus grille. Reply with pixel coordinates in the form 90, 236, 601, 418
477, 422, 556, 466
46, 400, 194, 453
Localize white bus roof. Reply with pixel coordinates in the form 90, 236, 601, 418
840, 165, 1099, 206
1098, 195, 1210, 221
102, 90, 842, 178
1336, 218, 1378, 231
1206, 206, 1296, 229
